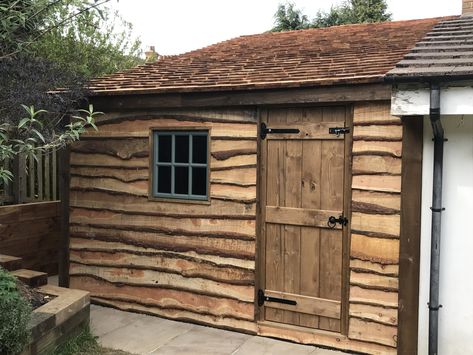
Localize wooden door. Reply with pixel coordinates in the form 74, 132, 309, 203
259, 106, 350, 333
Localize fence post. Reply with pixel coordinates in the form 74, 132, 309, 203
1, 158, 13, 203
12, 155, 26, 203
58, 145, 71, 287
28, 153, 35, 201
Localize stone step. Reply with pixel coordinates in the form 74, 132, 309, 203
0, 254, 23, 271
12, 269, 48, 288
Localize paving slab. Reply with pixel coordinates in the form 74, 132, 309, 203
93, 305, 194, 354
311, 347, 346, 355
149, 325, 250, 355
234, 336, 316, 355
90, 305, 347, 355
48, 275, 58, 286
90, 305, 143, 337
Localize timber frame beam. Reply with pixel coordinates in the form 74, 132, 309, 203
398, 116, 423, 354
90, 83, 391, 111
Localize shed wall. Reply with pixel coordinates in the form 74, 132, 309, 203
68, 108, 258, 333
68, 101, 404, 354
348, 103, 401, 348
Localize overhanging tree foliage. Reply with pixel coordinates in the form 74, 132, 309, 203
0, 0, 142, 186
33, 0, 143, 79
271, 0, 392, 32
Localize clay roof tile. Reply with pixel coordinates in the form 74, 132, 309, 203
90, 17, 455, 95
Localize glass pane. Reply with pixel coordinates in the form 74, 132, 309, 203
192, 167, 207, 196
157, 166, 171, 193
158, 135, 171, 162
174, 166, 189, 194
192, 135, 207, 164
175, 135, 189, 163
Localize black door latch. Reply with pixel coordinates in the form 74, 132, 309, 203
258, 290, 297, 307
329, 127, 350, 137
327, 215, 349, 229
260, 122, 300, 140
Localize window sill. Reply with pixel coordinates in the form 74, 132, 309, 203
147, 195, 211, 205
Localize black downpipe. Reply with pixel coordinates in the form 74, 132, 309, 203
428, 83, 445, 355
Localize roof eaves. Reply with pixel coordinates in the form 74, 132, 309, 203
384, 71, 473, 83
89, 76, 385, 97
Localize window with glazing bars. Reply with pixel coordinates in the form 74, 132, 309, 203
152, 130, 209, 200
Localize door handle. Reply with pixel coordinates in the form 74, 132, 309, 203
327, 215, 348, 229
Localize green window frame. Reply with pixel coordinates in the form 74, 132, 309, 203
152, 130, 209, 201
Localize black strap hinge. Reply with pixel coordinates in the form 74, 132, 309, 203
258, 290, 297, 307
260, 122, 300, 140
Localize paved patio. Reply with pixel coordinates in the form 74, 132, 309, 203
47, 277, 345, 354
90, 305, 346, 355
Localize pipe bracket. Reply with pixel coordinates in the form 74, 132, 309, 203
428, 303, 443, 311
430, 207, 445, 212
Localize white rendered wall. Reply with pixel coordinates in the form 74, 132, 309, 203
418, 115, 473, 355
392, 85, 473, 116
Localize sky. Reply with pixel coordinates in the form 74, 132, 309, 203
112, 0, 461, 55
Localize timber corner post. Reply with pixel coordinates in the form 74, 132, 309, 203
397, 115, 423, 354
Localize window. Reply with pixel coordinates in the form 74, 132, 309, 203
152, 130, 209, 201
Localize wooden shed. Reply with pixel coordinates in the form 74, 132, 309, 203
68, 17, 448, 354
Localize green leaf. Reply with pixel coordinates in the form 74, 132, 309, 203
32, 128, 45, 143
18, 117, 30, 129
20, 104, 30, 113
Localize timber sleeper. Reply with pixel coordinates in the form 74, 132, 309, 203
0, 254, 23, 271
11, 269, 48, 288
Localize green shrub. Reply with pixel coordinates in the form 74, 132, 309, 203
52, 326, 100, 355
0, 267, 32, 354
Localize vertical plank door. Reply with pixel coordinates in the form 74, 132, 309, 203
260, 106, 349, 333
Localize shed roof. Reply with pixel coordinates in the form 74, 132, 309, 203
387, 16, 473, 81
89, 17, 452, 96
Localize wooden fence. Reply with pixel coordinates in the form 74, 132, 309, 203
1, 150, 59, 205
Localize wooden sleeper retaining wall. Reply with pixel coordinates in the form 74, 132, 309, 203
0, 201, 60, 274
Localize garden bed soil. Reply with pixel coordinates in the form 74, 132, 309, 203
17, 280, 53, 309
